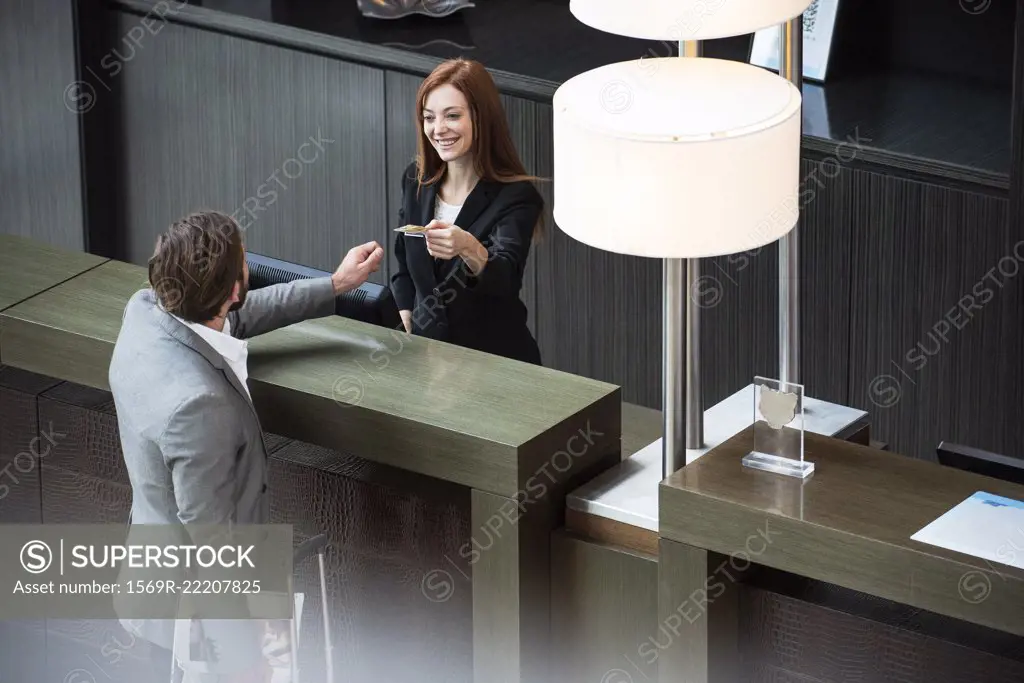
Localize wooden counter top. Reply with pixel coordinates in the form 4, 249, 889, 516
0, 247, 621, 498
242, 296, 620, 496
0, 235, 107, 313
660, 427, 1024, 637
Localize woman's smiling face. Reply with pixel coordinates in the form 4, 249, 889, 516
423, 84, 474, 163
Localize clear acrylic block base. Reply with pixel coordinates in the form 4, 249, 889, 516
741, 376, 814, 479
742, 451, 815, 479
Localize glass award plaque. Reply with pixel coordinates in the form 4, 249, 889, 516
742, 377, 814, 478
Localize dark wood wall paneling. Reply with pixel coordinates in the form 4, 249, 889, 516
500, 94, 544, 338
384, 71, 419, 288
531, 176, 664, 407
795, 152, 854, 407
81, 5, 389, 282
0, 0, 84, 249
847, 171, 1017, 461
1004, 0, 1024, 462
0, 367, 55, 683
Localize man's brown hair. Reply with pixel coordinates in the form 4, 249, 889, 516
147, 211, 245, 323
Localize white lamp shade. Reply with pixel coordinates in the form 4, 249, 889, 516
570, 0, 813, 40
552, 58, 802, 259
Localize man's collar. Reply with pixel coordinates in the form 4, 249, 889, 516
169, 313, 247, 361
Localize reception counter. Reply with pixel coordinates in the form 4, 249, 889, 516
660, 428, 1024, 682
0, 234, 622, 683
550, 421, 1024, 683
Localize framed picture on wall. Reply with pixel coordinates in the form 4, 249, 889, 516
749, 0, 840, 82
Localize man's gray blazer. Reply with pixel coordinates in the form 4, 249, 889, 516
108, 276, 336, 672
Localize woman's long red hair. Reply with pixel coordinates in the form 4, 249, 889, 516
414, 58, 544, 239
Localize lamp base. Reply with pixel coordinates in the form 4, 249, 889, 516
741, 451, 815, 479
565, 384, 866, 532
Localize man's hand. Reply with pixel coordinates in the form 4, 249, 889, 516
332, 241, 384, 295
399, 309, 413, 333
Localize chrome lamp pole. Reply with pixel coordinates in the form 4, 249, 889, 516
663, 38, 705, 478
778, 16, 803, 385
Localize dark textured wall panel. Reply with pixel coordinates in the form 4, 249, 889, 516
534, 228, 663, 407
38, 382, 125, 483
1004, 0, 1024, 460
701, 245, 778, 409
90, 8, 387, 279
741, 588, 1024, 683
270, 443, 470, 567
0, 366, 55, 683
0, 0, 84, 250
1012, 0, 1024, 236
269, 439, 472, 683
846, 171, 1016, 459
35, 383, 134, 522
0, 367, 58, 524
794, 154, 855, 406
41, 466, 133, 524
385, 70, 420, 289
499, 93, 543, 338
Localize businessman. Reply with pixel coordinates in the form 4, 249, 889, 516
108, 210, 383, 681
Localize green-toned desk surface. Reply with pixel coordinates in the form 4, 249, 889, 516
1, 252, 621, 498
0, 235, 107, 312
660, 427, 1024, 637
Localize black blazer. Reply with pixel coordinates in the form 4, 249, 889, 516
391, 162, 543, 365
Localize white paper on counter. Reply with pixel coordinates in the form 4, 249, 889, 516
911, 491, 1024, 570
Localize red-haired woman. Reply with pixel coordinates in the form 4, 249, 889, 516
391, 58, 544, 366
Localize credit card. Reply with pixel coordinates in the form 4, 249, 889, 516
394, 224, 428, 234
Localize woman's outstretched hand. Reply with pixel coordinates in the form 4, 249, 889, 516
425, 220, 488, 274
423, 220, 467, 260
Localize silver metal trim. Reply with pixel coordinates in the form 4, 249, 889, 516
778, 16, 803, 385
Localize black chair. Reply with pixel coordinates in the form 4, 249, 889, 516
246, 252, 402, 331
936, 441, 1024, 485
